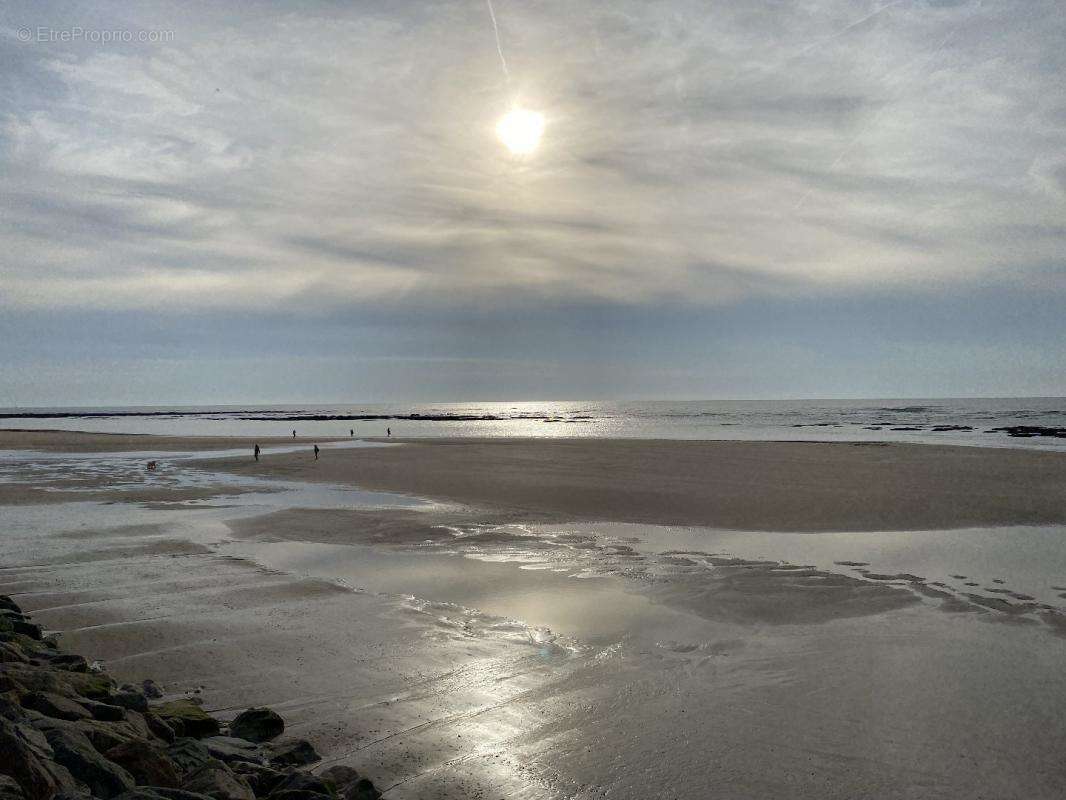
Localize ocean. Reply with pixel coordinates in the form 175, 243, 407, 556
1, 397, 1064, 450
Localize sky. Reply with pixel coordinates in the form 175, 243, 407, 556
1, 0, 1064, 405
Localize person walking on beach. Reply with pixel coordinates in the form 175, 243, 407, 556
387, 427, 391, 437
292, 429, 296, 438
350, 429, 354, 437
313, 444, 320, 460
254, 444, 260, 462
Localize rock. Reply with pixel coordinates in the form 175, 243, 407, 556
342, 780, 380, 800
0, 725, 73, 799
263, 738, 319, 768
151, 701, 220, 739
21, 692, 93, 722
0, 718, 80, 800
39, 654, 89, 673
0, 776, 26, 800
318, 766, 358, 789
105, 740, 182, 789
143, 713, 176, 744
316, 767, 379, 800
114, 789, 216, 800
29, 714, 145, 753
266, 791, 331, 800
0, 694, 26, 721
1, 663, 74, 696
182, 761, 254, 800
228, 708, 283, 743
0, 597, 21, 614
111, 692, 149, 713
80, 700, 126, 722
267, 771, 331, 797
65, 671, 116, 701
11, 622, 43, 641
122, 711, 159, 743
0, 643, 29, 664
167, 739, 213, 778
228, 763, 284, 796
141, 681, 164, 700
45, 727, 136, 799
200, 736, 265, 765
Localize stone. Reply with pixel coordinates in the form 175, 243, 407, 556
45, 727, 136, 799
200, 736, 265, 765
317, 767, 380, 800
263, 738, 319, 768
266, 791, 331, 800
30, 714, 146, 753
114, 789, 216, 800
141, 681, 164, 700
105, 739, 182, 789
111, 692, 149, 713
267, 771, 331, 797
228, 707, 284, 744
11, 622, 43, 641
81, 699, 127, 722
143, 713, 176, 744
21, 692, 93, 722
182, 761, 254, 800
0, 597, 21, 614
0, 777, 27, 800
0, 776, 26, 800
342, 780, 380, 800
228, 763, 284, 797
151, 701, 220, 739
167, 739, 213, 778
0, 643, 29, 664
66, 671, 116, 701
0, 718, 80, 800
45, 655, 89, 673
317, 765, 361, 791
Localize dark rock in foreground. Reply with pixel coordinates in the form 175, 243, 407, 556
0, 601, 384, 800
227, 709, 283, 744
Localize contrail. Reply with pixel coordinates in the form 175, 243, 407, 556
486, 0, 510, 84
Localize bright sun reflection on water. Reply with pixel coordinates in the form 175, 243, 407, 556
496, 107, 545, 155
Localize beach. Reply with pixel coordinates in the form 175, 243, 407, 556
4, 429, 1066, 798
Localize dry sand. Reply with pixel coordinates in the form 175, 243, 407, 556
197, 435, 1066, 531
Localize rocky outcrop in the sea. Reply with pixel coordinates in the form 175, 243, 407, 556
0, 598, 381, 800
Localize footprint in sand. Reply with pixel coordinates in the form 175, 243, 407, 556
965, 582, 979, 587
951, 574, 967, 580
992, 579, 1005, 584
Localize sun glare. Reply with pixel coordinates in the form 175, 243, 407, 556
496, 107, 545, 155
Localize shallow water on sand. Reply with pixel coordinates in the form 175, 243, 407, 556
6, 449, 1066, 798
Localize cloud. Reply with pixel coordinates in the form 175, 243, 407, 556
0, 0, 1064, 314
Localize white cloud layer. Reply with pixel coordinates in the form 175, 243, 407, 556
1, 0, 1064, 312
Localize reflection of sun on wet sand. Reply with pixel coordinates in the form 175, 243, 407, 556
5, 429, 1066, 798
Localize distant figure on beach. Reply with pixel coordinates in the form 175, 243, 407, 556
313, 444, 320, 460
387, 427, 391, 437
254, 444, 260, 461
292, 429, 296, 438
350, 429, 354, 437
146, 461, 157, 472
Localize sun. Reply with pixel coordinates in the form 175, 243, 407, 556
496, 107, 545, 155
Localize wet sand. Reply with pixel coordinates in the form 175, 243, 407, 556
5, 431, 1066, 797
